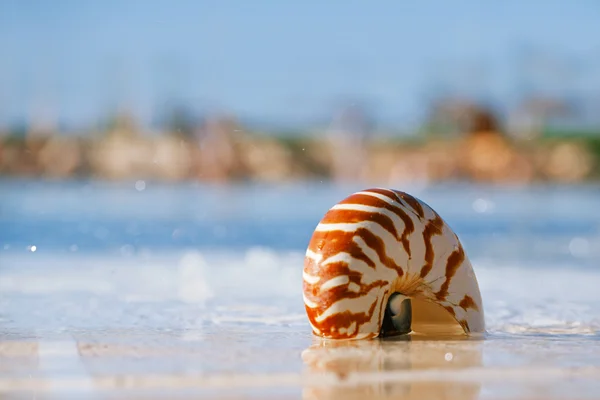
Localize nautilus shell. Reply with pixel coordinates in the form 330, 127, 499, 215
303, 188, 485, 340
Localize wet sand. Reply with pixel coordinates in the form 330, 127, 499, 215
2, 328, 600, 399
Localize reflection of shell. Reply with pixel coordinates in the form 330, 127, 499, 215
303, 188, 485, 339
301, 338, 483, 400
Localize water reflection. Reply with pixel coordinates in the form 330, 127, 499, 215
0, 340, 40, 379
301, 335, 483, 400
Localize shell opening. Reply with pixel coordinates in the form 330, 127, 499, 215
379, 293, 412, 337
410, 297, 466, 336
380, 293, 466, 338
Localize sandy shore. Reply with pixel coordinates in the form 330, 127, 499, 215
1, 331, 600, 400
2, 182, 600, 399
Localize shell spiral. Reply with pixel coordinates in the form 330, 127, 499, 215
303, 188, 485, 340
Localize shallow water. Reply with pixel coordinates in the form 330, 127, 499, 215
1, 179, 600, 399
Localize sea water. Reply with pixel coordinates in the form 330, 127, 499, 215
1, 179, 600, 399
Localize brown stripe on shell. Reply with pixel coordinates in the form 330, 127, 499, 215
321, 209, 398, 241
435, 246, 465, 301
307, 225, 403, 275
339, 193, 415, 257
305, 297, 379, 339
459, 294, 480, 312
358, 227, 404, 276
303, 261, 353, 291
392, 190, 425, 219
303, 261, 388, 304
362, 187, 400, 202
307, 230, 376, 269
444, 305, 456, 317
458, 319, 470, 333
419, 214, 444, 278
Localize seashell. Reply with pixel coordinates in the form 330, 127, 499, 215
303, 188, 485, 340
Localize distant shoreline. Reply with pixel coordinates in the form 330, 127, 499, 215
1, 127, 599, 184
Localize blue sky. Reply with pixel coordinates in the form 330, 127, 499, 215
1, 0, 599, 130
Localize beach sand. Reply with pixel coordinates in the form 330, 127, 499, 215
2, 182, 600, 399
1, 330, 600, 399
1, 250, 600, 400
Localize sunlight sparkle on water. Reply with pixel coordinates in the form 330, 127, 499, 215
472, 198, 494, 213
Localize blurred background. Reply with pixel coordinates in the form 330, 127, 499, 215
2, 0, 600, 269
1, 0, 600, 185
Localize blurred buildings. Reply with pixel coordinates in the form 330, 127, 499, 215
0, 98, 598, 185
